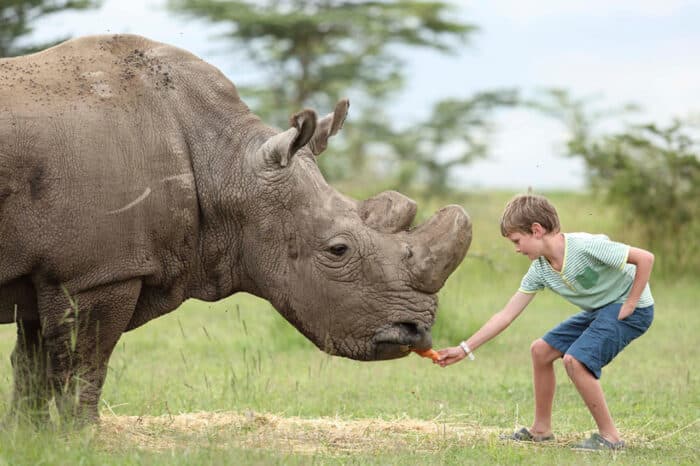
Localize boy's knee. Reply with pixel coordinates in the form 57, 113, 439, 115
530, 338, 557, 363
563, 353, 600, 379
562, 354, 580, 373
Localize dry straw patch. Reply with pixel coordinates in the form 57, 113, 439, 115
99, 411, 505, 455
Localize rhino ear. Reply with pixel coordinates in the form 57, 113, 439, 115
261, 109, 317, 167
288, 108, 317, 155
308, 98, 349, 156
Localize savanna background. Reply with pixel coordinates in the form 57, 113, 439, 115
0, 1, 698, 464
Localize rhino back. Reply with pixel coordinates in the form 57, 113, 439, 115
0, 34, 243, 313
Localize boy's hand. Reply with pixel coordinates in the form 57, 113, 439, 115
618, 303, 635, 320
435, 347, 467, 367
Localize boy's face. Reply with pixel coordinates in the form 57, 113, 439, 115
506, 227, 544, 260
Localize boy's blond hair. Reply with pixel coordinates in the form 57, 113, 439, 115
500, 194, 561, 236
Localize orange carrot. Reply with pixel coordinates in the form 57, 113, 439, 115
413, 348, 440, 362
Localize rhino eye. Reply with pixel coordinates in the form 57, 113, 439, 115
329, 244, 348, 256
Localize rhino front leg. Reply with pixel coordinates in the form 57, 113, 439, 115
9, 319, 51, 425
36, 278, 142, 425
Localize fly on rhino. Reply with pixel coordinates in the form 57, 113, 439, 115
0, 33, 472, 425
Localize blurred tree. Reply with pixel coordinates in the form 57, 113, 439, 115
167, 0, 515, 191
167, 0, 475, 124
533, 89, 700, 273
350, 89, 519, 196
0, 0, 101, 57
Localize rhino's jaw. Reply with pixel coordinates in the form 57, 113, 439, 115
370, 322, 433, 360
284, 306, 435, 361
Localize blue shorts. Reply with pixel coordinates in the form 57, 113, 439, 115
542, 302, 654, 379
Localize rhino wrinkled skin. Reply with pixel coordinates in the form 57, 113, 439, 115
0, 34, 471, 422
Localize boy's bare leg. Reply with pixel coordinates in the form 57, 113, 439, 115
563, 355, 621, 442
529, 339, 562, 436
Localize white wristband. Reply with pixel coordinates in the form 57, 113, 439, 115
460, 341, 475, 360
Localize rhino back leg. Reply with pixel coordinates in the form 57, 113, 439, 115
1, 277, 48, 425
35, 278, 142, 424
9, 319, 51, 425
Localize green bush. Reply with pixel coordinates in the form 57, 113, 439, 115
531, 89, 700, 274
571, 122, 700, 274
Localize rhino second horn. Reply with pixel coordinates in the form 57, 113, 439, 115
358, 190, 417, 233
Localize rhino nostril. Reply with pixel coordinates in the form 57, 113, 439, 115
397, 321, 431, 346
374, 321, 430, 347
396, 321, 419, 336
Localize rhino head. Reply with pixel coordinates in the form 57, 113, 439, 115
237, 100, 472, 360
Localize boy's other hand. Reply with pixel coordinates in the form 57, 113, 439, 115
435, 347, 467, 367
618, 303, 635, 320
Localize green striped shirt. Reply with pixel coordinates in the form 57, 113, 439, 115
519, 232, 654, 311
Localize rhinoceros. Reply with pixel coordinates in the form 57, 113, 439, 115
0, 34, 471, 423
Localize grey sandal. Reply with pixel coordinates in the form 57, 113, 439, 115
571, 433, 625, 451
500, 427, 555, 442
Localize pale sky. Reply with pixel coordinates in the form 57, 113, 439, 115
24, 0, 700, 190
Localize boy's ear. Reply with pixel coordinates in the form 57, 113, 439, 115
531, 222, 545, 237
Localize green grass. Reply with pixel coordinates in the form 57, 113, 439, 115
0, 191, 698, 465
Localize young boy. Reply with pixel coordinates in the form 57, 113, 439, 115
436, 193, 655, 451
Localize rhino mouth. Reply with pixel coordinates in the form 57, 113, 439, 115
372, 322, 432, 360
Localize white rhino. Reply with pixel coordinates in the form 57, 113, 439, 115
0, 34, 471, 423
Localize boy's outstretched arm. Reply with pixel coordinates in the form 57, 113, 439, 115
618, 246, 655, 320
435, 291, 535, 367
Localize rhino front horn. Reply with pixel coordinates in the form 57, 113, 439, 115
406, 205, 472, 294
